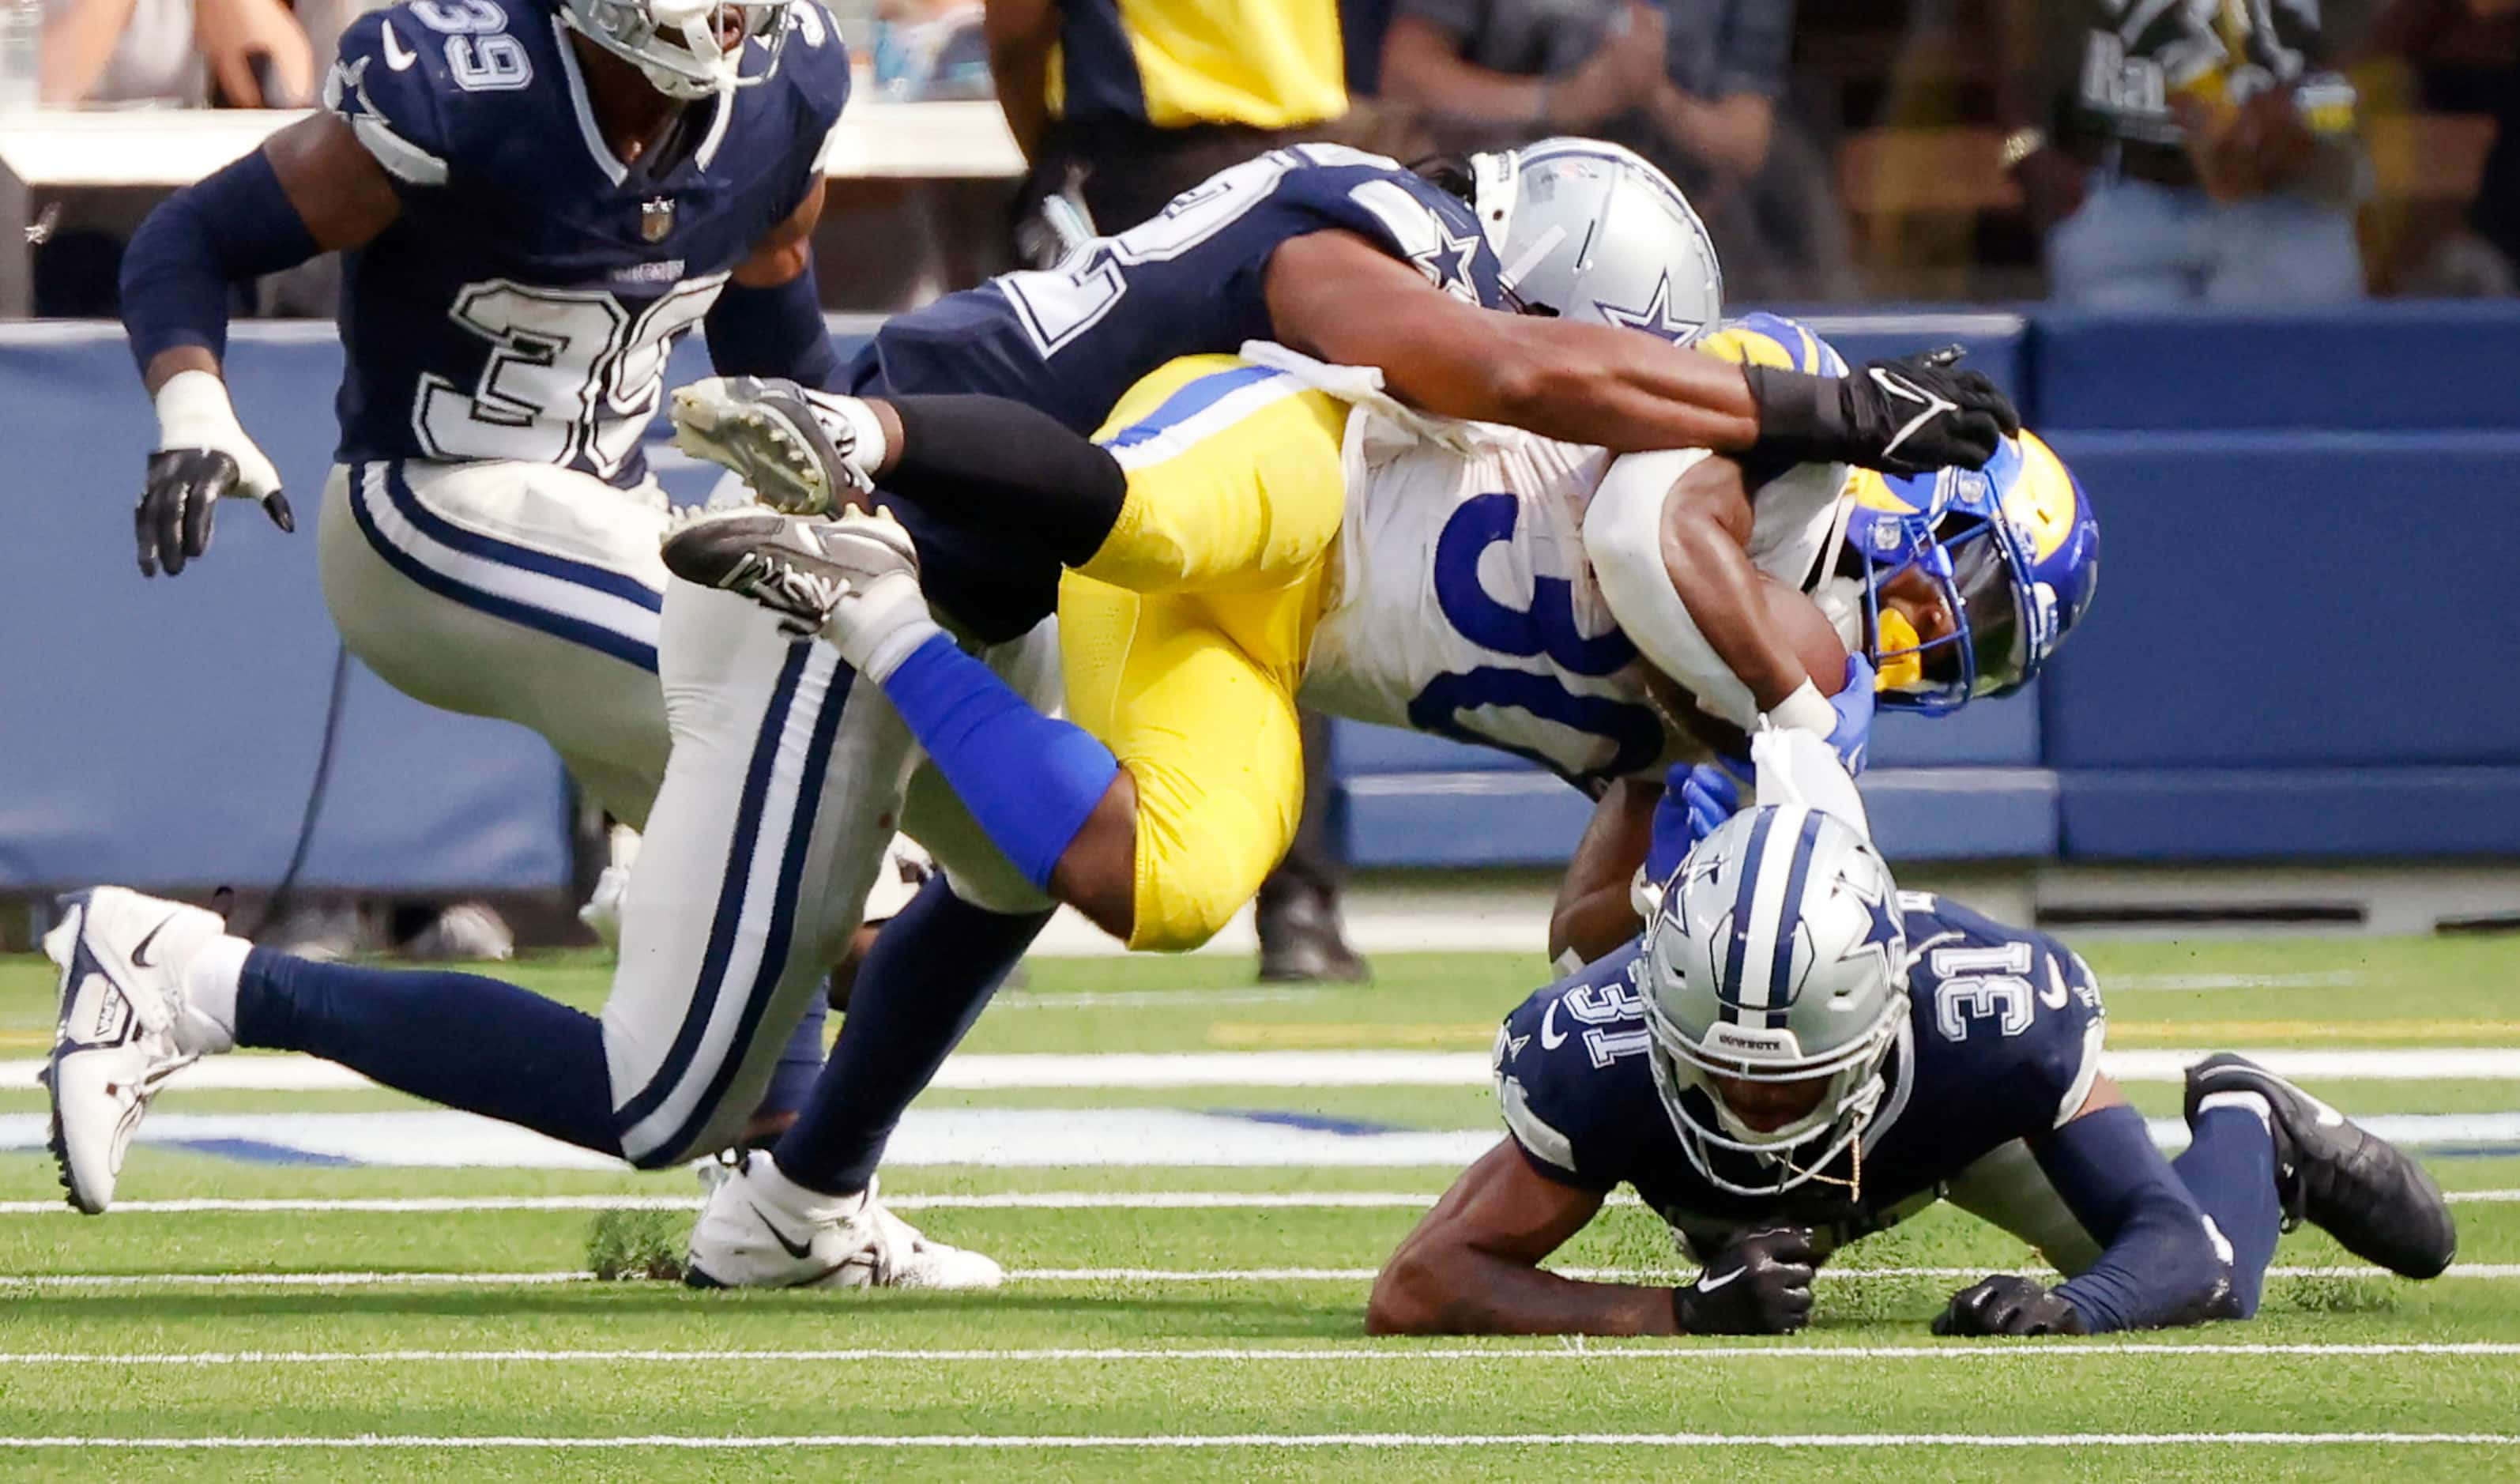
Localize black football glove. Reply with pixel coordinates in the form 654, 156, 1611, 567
1932, 1275, 2089, 1337
1671, 1226, 1817, 1335
137, 448, 294, 578
1743, 345, 2022, 478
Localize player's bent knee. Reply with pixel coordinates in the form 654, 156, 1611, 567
1124, 825, 1281, 954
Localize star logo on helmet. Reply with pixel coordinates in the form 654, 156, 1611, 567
1408, 220, 1486, 299
1836, 875, 1902, 974
1594, 271, 1704, 344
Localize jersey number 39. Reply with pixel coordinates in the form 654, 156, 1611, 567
415, 277, 726, 476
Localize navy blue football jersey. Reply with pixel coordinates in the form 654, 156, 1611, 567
1493, 894, 2106, 1259
322, 0, 849, 485
843, 143, 1505, 640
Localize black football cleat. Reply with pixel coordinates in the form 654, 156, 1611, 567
2185, 1053, 2457, 1279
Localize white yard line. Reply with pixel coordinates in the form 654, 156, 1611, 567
8, 1264, 2517, 1290
6, 1188, 2517, 1217
2108, 973, 2364, 992
9, 1045, 2517, 1093
2, 1188, 2513, 1217
3, 1342, 2516, 1366
4, 1432, 2513, 1450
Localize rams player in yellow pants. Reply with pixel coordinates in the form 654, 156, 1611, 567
662, 315, 2090, 955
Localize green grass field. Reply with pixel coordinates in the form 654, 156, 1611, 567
1, 933, 2516, 1480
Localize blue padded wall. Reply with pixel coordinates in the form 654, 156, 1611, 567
0, 326, 571, 892
2036, 305, 2520, 432
2038, 431, 2520, 770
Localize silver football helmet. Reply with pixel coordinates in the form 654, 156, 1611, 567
563, 0, 801, 99
1642, 804, 1909, 1196
1466, 137, 1722, 344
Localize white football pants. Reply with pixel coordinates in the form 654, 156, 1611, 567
318, 458, 1054, 1165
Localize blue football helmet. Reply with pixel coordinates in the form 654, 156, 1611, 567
1840, 431, 2100, 714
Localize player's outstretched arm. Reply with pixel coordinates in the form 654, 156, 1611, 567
1370, 1141, 1815, 1337
1548, 780, 1659, 968
1263, 232, 2018, 474
1938, 1076, 2232, 1336
1369, 1140, 1660, 1335
120, 114, 398, 575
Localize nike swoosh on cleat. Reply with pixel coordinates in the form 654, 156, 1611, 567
748, 1202, 819, 1260
129, 913, 181, 969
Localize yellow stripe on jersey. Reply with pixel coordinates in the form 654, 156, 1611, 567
1053, 0, 1347, 130
1062, 354, 1350, 951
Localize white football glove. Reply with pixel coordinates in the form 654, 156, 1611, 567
138, 369, 292, 578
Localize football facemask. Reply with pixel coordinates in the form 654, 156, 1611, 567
565, 0, 797, 99
1843, 431, 2099, 714
1643, 805, 1910, 1198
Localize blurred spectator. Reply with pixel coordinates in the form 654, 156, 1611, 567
872, 0, 991, 100
40, 0, 312, 107
984, 0, 1370, 983
985, 0, 1349, 244
2357, 0, 2518, 294
1997, 0, 2367, 305
1378, 0, 1853, 299
32, 0, 316, 314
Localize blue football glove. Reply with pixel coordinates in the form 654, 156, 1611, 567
1827, 654, 1877, 776
1647, 755, 1748, 886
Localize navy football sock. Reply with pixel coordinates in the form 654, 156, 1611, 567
235, 948, 622, 1157
2172, 1103, 2284, 1318
752, 992, 830, 1128
771, 879, 1049, 1196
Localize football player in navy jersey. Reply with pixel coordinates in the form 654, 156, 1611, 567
1369, 774, 2457, 1338
50, 0, 1024, 1282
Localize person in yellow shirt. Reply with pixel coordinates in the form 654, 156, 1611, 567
987, 0, 1350, 254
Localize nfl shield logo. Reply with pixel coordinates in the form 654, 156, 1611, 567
640, 198, 676, 243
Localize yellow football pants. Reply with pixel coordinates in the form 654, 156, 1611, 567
1060, 354, 1350, 952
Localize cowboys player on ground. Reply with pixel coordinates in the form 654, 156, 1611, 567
49, 0, 1027, 1278
1367, 748, 2456, 1338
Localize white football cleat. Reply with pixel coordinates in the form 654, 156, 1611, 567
43, 887, 228, 1214
660, 506, 938, 677
577, 864, 630, 955
684, 1151, 1004, 1291
669, 375, 884, 516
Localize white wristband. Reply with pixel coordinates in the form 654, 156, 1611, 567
1765, 680, 1836, 736
153, 368, 248, 454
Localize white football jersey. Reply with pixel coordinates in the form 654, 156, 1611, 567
1290, 363, 1848, 789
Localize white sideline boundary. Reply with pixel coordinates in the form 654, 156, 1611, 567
6, 1264, 2516, 1289
4, 1431, 2514, 1451
2, 1188, 2513, 1216
4, 1342, 2516, 1366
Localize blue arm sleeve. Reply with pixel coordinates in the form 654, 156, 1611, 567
2038, 1103, 2231, 1333
119, 149, 322, 372
703, 265, 842, 388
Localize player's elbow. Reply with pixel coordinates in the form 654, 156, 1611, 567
1365, 1244, 1455, 1335
2149, 1222, 2237, 1328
